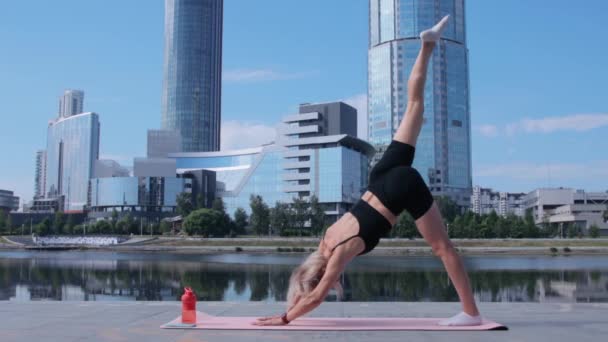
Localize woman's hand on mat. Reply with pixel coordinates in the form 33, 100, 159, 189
252, 315, 287, 326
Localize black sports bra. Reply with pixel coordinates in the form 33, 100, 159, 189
323, 200, 392, 256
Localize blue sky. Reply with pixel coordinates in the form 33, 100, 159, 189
1, 0, 607, 205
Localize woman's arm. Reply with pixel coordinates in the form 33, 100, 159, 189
253, 250, 349, 325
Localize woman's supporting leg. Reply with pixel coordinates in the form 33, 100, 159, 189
415, 203, 481, 322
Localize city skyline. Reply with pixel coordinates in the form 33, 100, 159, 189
1, 0, 607, 204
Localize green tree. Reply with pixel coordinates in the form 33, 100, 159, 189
212, 197, 225, 212
392, 212, 419, 239
160, 220, 172, 234
183, 208, 223, 236
96, 220, 112, 235
309, 195, 325, 236
53, 211, 66, 235
567, 224, 580, 238
249, 195, 270, 236
448, 215, 464, 238
270, 202, 292, 236
176, 192, 194, 217
588, 224, 600, 238
291, 197, 309, 236
35, 218, 51, 236
73, 224, 84, 235
496, 214, 510, 238
115, 214, 137, 235
6, 215, 13, 234
65, 214, 76, 235
233, 207, 248, 235
0, 211, 6, 233
115, 218, 128, 235
212, 198, 233, 236
110, 209, 119, 232
434, 196, 460, 223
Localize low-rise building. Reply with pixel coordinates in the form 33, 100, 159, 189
470, 186, 526, 217
87, 131, 215, 221
523, 188, 608, 235
0, 189, 19, 213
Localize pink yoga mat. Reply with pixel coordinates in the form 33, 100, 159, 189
161, 311, 507, 331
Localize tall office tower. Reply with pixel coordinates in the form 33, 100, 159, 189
58, 89, 85, 118
368, 0, 472, 207
161, 0, 223, 152
34, 150, 47, 199
45, 112, 100, 211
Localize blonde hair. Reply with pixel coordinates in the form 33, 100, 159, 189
286, 251, 343, 309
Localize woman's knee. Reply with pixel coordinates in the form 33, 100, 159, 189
430, 239, 455, 258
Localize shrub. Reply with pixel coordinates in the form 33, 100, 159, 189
563, 247, 571, 253
549, 247, 558, 253
235, 247, 243, 252
588, 225, 600, 238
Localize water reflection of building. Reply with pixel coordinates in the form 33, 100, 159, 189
3, 255, 608, 303
537, 274, 608, 303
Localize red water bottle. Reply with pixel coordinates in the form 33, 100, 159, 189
181, 287, 197, 325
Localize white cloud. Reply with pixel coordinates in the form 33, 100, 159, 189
518, 113, 608, 134
342, 93, 368, 140
480, 113, 608, 137
475, 160, 608, 181
223, 69, 317, 83
221, 120, 277, 150
475, 124, 499, 137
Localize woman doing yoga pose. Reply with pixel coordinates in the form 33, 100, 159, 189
254, 15, 482, 327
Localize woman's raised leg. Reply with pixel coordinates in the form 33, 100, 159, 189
393, 15, 449, 147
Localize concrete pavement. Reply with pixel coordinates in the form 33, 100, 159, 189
1, 301, 606, 341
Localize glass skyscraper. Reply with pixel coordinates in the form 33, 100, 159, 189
45, 112, 100, 211
368, 0, 472, 206
58, 89, 84, 118
161, 0, 223, 152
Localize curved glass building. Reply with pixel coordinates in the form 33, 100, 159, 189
45, 112, 100, 211
368, 0, 472, 206
170, 101, 374, 222
161, 0, 223, 152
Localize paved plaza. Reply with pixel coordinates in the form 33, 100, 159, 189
1, 301, 606, 341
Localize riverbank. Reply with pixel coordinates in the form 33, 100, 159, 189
0, 301, 605, 342
2, 236, 608, 255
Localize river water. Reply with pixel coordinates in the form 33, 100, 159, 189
0, 250, 606, 302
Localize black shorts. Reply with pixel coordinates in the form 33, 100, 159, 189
367, 140, 434, 220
